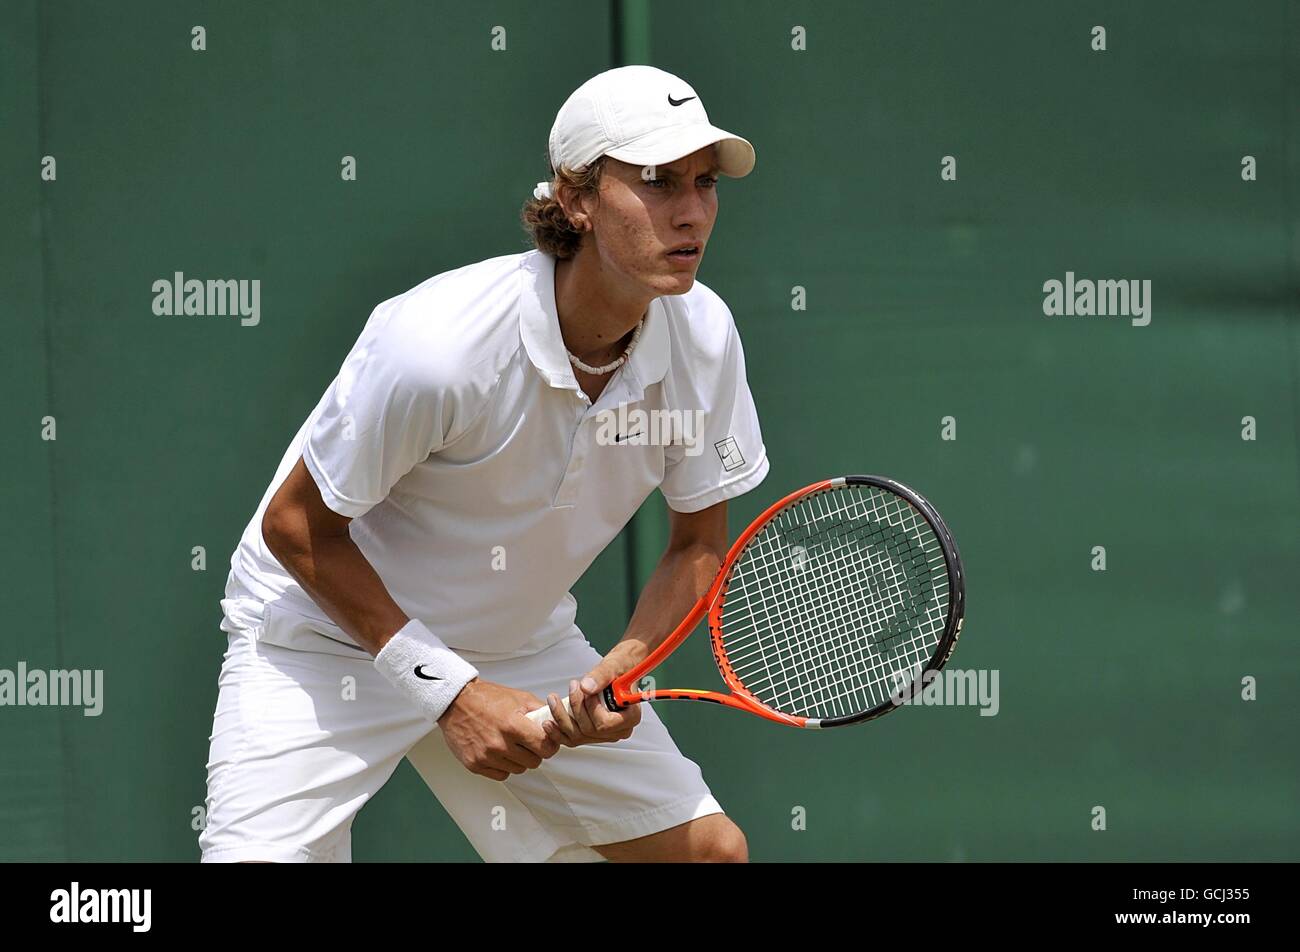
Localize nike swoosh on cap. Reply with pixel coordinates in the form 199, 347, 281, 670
667, 94, 696, 107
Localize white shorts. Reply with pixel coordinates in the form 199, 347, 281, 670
198, 627, 722, 862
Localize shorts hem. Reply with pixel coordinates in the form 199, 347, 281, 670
567, 793, 724, 848
199, 842, 338, 863
502, 836, 604, 864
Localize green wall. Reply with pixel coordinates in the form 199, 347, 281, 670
2, 0, 1296, 861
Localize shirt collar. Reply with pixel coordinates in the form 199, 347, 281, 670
519, 251, 670, 396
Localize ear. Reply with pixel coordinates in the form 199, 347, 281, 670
557, 182, 597, 232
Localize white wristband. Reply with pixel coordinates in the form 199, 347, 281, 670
373, 619, 479, 724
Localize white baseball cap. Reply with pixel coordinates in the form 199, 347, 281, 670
538, 65, 755, 196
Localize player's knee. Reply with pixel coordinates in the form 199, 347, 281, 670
699, 820, 748, 863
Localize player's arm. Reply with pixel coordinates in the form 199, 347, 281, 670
541, 499, 728, 746
613, 499, 728, 668
262, 457, 408, 652
263, 457, 559, 781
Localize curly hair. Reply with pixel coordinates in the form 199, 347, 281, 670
519, 156, 607, 260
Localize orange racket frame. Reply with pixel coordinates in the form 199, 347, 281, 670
601, 479, 836, 727
526, 475, 965, 730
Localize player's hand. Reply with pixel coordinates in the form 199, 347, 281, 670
438, 678, 561, 781
541, 652, 643, 748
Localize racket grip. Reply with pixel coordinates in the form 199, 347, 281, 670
525, 695, 573, 726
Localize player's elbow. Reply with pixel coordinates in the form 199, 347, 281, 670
261, 491, 319, 564
674, 539, 726, 572
260, 499, 300, 561
261, 457, 353, 561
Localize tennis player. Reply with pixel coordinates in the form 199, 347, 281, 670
200, 65, 768, 863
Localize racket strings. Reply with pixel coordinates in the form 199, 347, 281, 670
718, 485, 951, 719
723, 493, 944, 717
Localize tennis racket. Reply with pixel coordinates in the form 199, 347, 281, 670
526, 475, 965, 729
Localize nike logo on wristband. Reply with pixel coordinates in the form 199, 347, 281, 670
413, 665, 443, 681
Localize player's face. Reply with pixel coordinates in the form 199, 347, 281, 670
584, 146, 720, 296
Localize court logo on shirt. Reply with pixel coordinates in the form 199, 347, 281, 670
595, 405, 704, 456
715, 436, 745, 471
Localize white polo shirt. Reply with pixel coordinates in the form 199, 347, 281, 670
220, 250, 769, 660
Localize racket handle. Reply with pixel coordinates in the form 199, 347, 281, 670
524, 695, 573, 726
